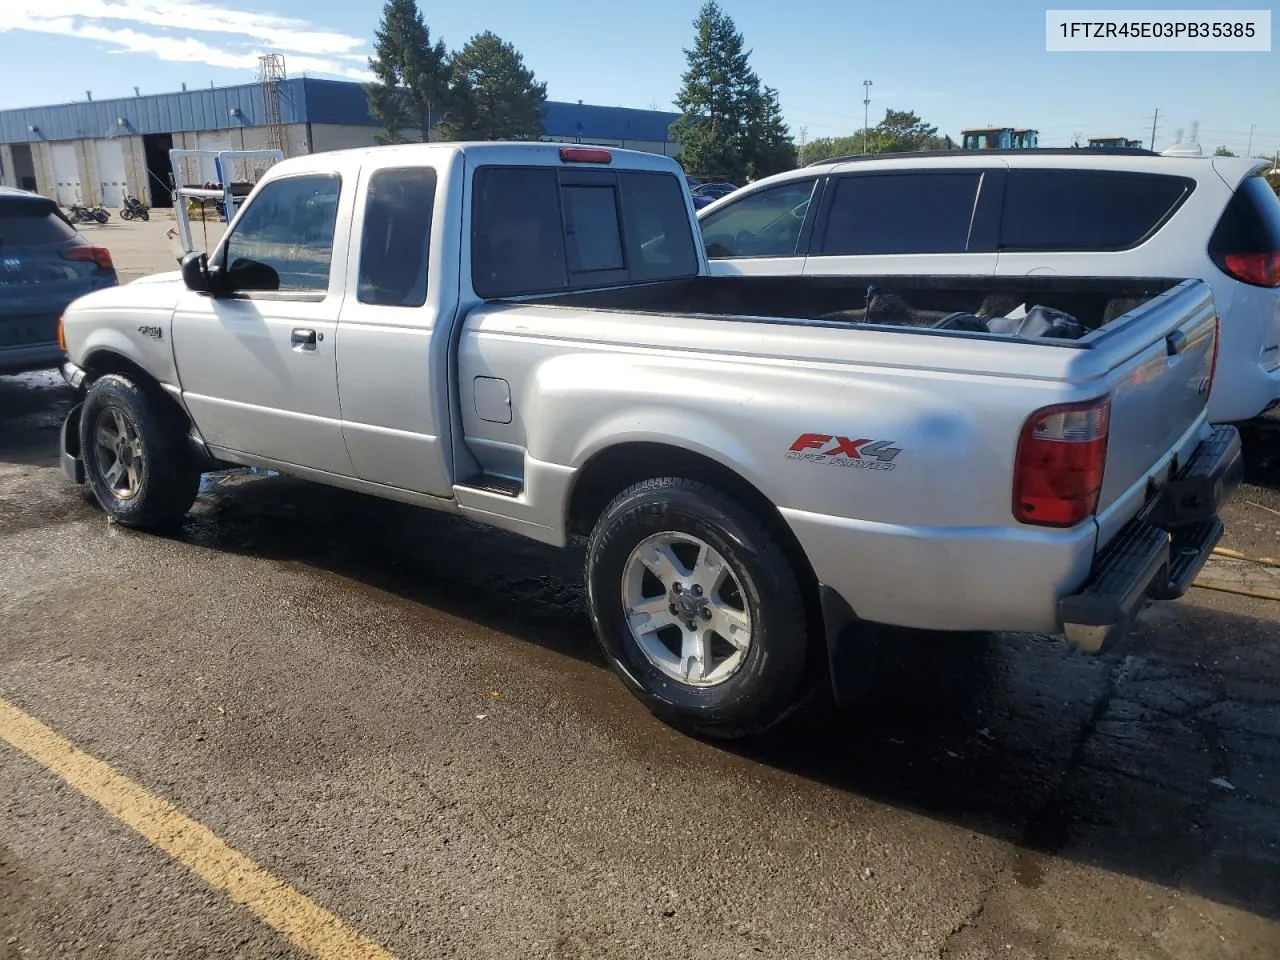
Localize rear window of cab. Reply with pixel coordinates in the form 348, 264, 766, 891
471, 166, 699, 299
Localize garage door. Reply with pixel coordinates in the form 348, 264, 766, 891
51, 143, 81, 206
196, 133, 233, 183
93, 139, 128, 207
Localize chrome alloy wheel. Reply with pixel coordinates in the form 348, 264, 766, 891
93, 407, 145, 500
621, 532, 753, 687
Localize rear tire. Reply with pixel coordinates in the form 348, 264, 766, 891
586, 477, 811, 739
139, 209, 150, 222
79, 374, 200, 529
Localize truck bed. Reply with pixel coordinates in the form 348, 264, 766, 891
524, 274, 1184, 342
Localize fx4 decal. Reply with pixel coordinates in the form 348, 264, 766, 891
785, 433, 903, 472
137, 325, 163, 340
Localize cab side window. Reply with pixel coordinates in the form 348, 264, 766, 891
222, 174, 341, 294
358, 167, 437, 307
699, 180, 816, 259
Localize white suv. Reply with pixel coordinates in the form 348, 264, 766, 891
697, 150, 1280, 423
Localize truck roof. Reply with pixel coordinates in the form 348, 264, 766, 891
260, 141, 685, 179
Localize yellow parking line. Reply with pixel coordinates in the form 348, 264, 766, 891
0, 697, 397, 960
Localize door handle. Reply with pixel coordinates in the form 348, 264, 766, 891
1166, 330, 1187, 356
291, 328, 318, 350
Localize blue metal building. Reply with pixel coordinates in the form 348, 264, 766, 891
0, 78, 680, 207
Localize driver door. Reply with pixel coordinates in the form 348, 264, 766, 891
171, 169, 356, 477
699, 178, 819, 277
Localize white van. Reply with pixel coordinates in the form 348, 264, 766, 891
697, 149, 1280, 423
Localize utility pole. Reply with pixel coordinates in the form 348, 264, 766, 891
1149, 107, 1159, 151
1246, 123, 1255, 156
862, 80, 873, 154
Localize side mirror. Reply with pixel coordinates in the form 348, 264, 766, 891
180, 251, 211, 293
226, 257, 280, 292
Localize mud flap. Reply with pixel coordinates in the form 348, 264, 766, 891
61, 402, 85, 484
820, 585, 862, 706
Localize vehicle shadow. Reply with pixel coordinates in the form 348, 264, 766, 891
173, 471, 1280, 925
1237, 413, 1280, 489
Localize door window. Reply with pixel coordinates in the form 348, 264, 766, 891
818, 173, 983, 256
699, 180, 816, 259
222, 174, 341, 294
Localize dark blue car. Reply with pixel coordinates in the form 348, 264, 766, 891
0, 188, 118, 374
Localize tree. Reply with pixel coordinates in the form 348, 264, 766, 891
798, 135, 861, 167
670, 1, 794, 182
744, 85, 796, 178
796, 108, 949, 165
1214, 145, 1237, 156
442, 31, 547, 141
365, 0, 450, 144
873, 109, 950, 153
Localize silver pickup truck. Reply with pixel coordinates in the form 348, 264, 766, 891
56, 142, 1242, 738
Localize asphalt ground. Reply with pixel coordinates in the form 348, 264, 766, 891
0, 219, 1278, 958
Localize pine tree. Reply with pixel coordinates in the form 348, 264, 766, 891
365, 0, 450, 144
745, 85, 795, 178
670, 2, 793, 182
442, 32, 547, 141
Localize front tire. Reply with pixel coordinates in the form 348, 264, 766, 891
586, 477, 811, 739
79, 374, 200, 529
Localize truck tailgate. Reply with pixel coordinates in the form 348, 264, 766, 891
1088, 280, 1217, 522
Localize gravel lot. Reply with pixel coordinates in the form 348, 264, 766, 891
1, 220, 1278, 959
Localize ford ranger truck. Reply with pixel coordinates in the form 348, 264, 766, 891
55, 142, 1242, 739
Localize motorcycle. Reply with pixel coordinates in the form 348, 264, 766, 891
119, 195, 150, 221
66, 202, 110, 224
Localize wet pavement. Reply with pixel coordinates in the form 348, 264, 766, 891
1, 368, 1278, 959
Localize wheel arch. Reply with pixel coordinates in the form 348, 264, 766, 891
567, 441, 828, 678
81, 349, 191, 426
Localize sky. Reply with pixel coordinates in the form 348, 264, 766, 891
0, 0, 1276, 157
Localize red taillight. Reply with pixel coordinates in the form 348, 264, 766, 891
61, 245, 114, 270
1222, 251, 1280, 287
1013, 396, 1111, 527
559, 146, 612, 164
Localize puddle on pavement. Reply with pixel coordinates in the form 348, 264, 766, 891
1011, 849, 1046, 888
197, 467, 279, 495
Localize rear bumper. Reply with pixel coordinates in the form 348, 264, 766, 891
0, 342, 63, 375
1058, 424, 1242, 653
1212, 354, 1280, 423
